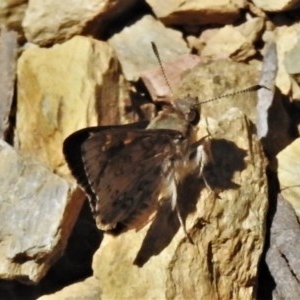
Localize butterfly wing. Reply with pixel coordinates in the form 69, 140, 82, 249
63, 122, 185, 230
63, 122, 148, 199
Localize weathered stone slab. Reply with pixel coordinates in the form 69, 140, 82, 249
16, 36, 119, 177
252, 0, 300, 12
0, 139, 83, 283
0, 0, 27, 35
146, 0, 245, 25
37, 276, 100, 300
277, 138, 300, 218
0, 28, 18, 140
109, 15, 190, 81
22, 0, 138, 46
177, 59, 261, 123
93, 108, 268, 300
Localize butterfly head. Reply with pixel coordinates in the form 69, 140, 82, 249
146, 95, 200, 135
174, 95, 200, 126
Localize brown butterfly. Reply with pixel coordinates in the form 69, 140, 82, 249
63, 43, 263, 235
63, 94, 209, 234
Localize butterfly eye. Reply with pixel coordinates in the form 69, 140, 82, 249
186, 109, 200, 126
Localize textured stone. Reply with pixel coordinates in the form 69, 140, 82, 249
257, 42, 293, 157
0, 140, 83, 283
16, 36, 119, 177
140, 54, 201, 101
109, 15, 189, 81
146, 0, 245, 25
252, 0, 300, 12
277, 138, 300, 218
0, 0, 27, 34
265, 195, 300, 299
93, 109, 268, 300
256, 43, 278, 140
199, 17, 264, 61
0, 28, 18, 140
37, 277, 100, 300
284, 38, 300, 103
285, 40, 300, 75
22, 0, 138, 46
275, 24, 300, 95
176, 59, 261, 123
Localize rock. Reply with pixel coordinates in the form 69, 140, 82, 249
277, 138, 300, 218
248, 1, 268, 18
256, 42, 278, 141
265, 195, 300, 299
0, 0, 299, 298
275, 24, 300, 95
0, 139, 83, 283
285, 40, 300, 75
109, 15, 190, 81
146, 0, 245, 25
93, 108, 268, 300
257, 42, 293, 156
284, 38, 300, 103
16, 36, 119, 177
0, 28, 18, 141
22, 0, 138, 46
37, 276, 100, 300
176, 59, 261, 123
238, 17, 265, 43
252, 0, 300, 12
140, 53, 201, 101
199, 17, 264, 61
0, 0, 27, 36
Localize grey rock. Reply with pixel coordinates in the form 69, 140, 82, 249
109, 15, 189, 81
0, 140, 82, 283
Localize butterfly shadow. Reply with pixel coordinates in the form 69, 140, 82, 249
204, 138, 247, 190
133, 138, 247, 267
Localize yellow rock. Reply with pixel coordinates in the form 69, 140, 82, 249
277, 137, 300, 218
93, 109, 268, 300
16, 35, 119, 176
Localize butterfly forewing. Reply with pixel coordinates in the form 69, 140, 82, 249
64, 123, 187, 230
63, 122, 149, 204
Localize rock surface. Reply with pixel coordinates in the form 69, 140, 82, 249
199, 17, 264, 61
37, 277, 100, 300
0, 0, 28, 35
109, 15, 190, 81
265, 195, 300, 299
256, 42, 293, 157
277, 138, 300, 217
0, 28, 18, 140
0, 139, 82, 283
0, 0, 299, 298
252, 0, 300, 12
140, 53, 201, 101
22, 0, 138, 46
93, 108, 268, 300
275, 24, 300, 96
177, 59, 261, 122
16, 36, 119, 176
146, 0, 245, 25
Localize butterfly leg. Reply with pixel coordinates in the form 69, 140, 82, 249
169, 175, 193, 243
196, 137, 214, 192
199, 148, 211, 191
175, 203, 193, 243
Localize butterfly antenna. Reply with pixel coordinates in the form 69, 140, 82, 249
151, 42, 175, 98
198, 84, 269, 105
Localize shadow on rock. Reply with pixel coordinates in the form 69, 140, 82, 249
204, 138, 247, 191
133, 174, 204, 267
134, 138, 248, 266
